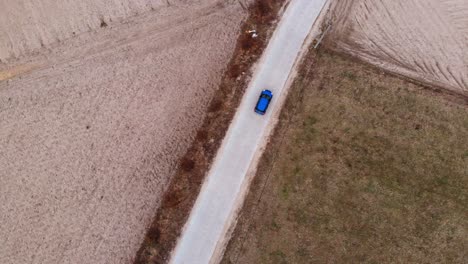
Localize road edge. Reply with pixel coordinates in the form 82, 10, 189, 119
210, 1, 332, 263
169, 1, 332, 263
133, 1, 288, 263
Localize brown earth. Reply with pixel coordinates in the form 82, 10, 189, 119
134, 1, 287, 263
0, 1, 253, 263
325, 0, 468, 94
0, 0, 203, 62
222, 48, 468, 263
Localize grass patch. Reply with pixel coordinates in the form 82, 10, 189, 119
340, 70, 357, 81
269, 250, 287, 264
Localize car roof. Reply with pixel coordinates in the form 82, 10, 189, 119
257, 97, 269, 111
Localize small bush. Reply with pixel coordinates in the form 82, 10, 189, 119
229, 64, 242, 78
100, 19, 108, 28
165, 190, 183, 207
196, 129, 208, 141
147, 226, 160, 242
240, 33, 254, 51
180, 157, 195, 172
253, 0, 273, 18
208, 99, 223, 113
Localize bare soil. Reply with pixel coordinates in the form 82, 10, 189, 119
0, 1, 251, 264
133, 1, 287, 263
0, 0, 210, 62
222, 48, 468, 264
325, 0, 468, 94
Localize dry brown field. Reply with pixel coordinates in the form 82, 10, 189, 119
326, 0, 468, 94
222, 48, 468, 264
0, 0, 213, 62
0, 1, 252, 263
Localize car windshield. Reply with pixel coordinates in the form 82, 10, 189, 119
261, 94, 270, 99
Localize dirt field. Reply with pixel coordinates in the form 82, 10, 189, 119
0, 1, 251, 263
222, 49, 468, 263
0, 0, 212, 62
326, 0, 468, 94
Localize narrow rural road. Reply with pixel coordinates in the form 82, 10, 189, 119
170, 0, 328, 263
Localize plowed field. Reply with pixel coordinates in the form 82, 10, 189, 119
0, 1, 250, 263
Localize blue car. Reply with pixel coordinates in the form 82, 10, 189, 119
254, 89, 273, 115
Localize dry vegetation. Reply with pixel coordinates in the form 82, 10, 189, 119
222, 49, 468, 263
134, 1, 286, 263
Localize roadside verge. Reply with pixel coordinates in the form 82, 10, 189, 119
133, 1, 287, 263
170, 0, 330, 263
